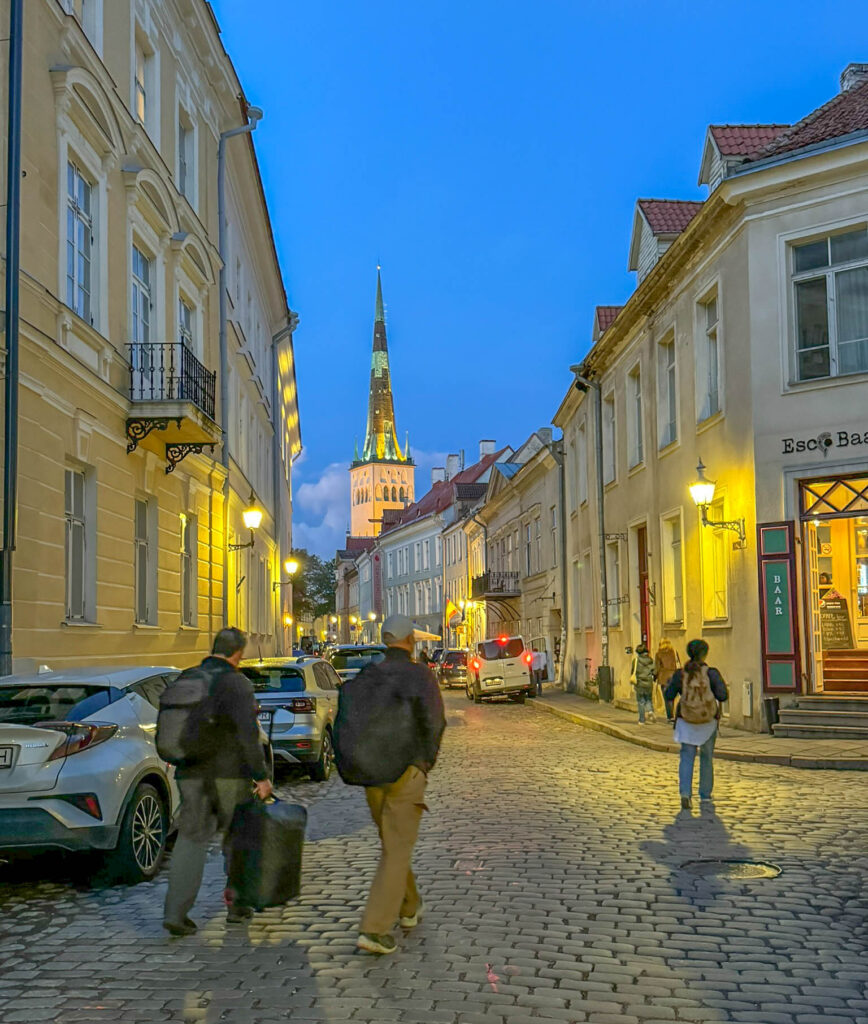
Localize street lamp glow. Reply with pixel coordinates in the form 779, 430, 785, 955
330, 615, 338, 624
689, 459, 716, 508
284, 558, 299, 576
283, 614, 293, 627
368, 611, 377, 621
242, 494, 263, 531
349, 615, 357, 624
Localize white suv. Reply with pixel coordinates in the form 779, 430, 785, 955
0, 666, 181, 883
467, 636, 534, 703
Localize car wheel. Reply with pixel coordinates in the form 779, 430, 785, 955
473, 683, 483, 704
509, 692, 526, 704
465, 682, 473, 701
526, 688, 536, 699
107, 782, 168, 884
308, 729, 334, 782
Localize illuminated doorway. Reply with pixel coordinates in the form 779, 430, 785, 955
801, 476, 868, 692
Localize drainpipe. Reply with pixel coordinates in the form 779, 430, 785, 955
555, 439, 570, 690
0, 0, 24, 677
271, 318, 297, 653
217, 106, 262, 628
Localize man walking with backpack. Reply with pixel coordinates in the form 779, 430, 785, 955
333, 613, 446, 956
161, 627, 272, 936
664, 639, 728, 809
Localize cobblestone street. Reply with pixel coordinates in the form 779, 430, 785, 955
3, 692, 868, 1023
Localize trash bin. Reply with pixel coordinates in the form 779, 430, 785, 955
597, 665, 614, 703
763, 696, 780, 733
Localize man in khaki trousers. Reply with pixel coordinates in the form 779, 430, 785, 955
333, 613, 446, 955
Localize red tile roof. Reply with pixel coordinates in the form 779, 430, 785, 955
595, 306, 623, 333
383, 448, 510, 533
638, 199, 704, 235
339, 536, 375, 557
751, 77, 868, 161
709, 124, 789, 157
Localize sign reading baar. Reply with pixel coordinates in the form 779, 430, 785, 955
757, 523, 801, 693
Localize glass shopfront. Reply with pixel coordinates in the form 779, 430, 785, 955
801, 475, 868, 691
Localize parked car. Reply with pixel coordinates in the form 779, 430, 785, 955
0, 665, 182, 883
241, 656, 342, 782
438, 649, 469, 689
327, 644, 387, 684
466, 636, 534, 703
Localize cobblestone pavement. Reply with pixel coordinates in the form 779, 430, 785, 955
3, 691, 868, 1023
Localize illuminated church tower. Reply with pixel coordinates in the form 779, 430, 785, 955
350, 269, 415, 537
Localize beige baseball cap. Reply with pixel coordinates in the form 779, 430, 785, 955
381, 613, 415, 644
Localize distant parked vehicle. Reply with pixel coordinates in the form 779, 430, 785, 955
466, 636, 534, 703
327, 645, 387, 685
241, 656, 341, 782
438, 649, 469, 689
0, 665, 182, 882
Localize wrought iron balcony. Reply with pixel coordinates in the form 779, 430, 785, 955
471, 571, 521, 600
126, 342, 219, 473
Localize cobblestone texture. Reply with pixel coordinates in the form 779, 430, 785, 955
2, 692, 868, 1023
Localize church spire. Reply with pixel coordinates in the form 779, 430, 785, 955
359, 267, 411, 465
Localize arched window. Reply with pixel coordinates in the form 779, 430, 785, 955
399, 487, 405, 502
391, 486, 397, 501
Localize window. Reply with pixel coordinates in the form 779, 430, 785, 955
571, 559, 581, 628
68, 0, 102, 50
435, 536, 442, 566
534, 517, 541, 574
658, 336, 678, 448
697, 295, 721, 420
661, 513, 684, 623
423, 539, 430, 570
628, 365, 643, 467
65, 469, 87, 621
577, 422, 588, 506
606, 541, 621, 627
134, 498, 156, 625
180, 513, 196, 626
66, 162, 93, 323
602, 393, 616, 484
134, 41, 147, 126
177, 113, 195, 203
525, 524, 532, 576
701, 498, 729, 621
582, 551, 594, 630
792, 227, 868, 380
386, 552, 393, 580
178, 297, 194, 352
131, 245, 152, 344
550, 507, 558, 567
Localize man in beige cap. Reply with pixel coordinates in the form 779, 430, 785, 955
333, 613, 446, 954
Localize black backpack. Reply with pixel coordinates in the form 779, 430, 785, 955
156, 664, 218, 765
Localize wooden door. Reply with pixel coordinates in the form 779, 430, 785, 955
637, 525, 650, 648
805, 520, 823, 692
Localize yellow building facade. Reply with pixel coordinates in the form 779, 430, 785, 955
0, 0, 300, 672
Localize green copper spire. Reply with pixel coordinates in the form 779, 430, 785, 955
375, 266, 385, 323
353, 437, 359, 461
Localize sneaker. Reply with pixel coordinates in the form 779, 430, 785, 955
163, 917, 197, 937
681, 796, 692, 810
399, 900, 424, 929
357, 932, 397, 955
226, 904, 254, 924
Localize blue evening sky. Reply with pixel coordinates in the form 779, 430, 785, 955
211, 0, 865, 556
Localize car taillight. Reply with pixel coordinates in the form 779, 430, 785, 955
39, 722, 118, 761
56, 793, 102, 819
471, 659, 480, 671
524, 652, 533, 665
287, 697, 316, 714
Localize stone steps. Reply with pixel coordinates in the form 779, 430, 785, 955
774, 695, 868, 738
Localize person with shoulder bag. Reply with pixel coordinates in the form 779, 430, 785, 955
333, 614, 446, 956
159, 627, 272, 936
663, 638, 728, 809
630, 643, 656, 724
654, 638, 680, 722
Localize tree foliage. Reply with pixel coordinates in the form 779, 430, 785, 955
291, 550, 336, 621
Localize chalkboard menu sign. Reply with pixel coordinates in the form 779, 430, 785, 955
820, 594, 855, 650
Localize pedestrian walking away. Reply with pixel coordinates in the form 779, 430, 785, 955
664, 639, 728, 809
654, 637, 680, 722
333, 613, 446, 956
160, 627, 273, 937
532, 648, 547, 695
630, 642, 656, 724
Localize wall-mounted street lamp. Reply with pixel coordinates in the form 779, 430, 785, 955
283, 614, 293, 627
368, 611, 377, 622
273, 555, 300, 591
689, 459, 747, 549
229, 491, 263, 551
330, 615, 338, 625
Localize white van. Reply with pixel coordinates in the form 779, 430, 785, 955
466, 635, 534, 703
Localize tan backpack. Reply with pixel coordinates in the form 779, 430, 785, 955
679, 664, 718, 725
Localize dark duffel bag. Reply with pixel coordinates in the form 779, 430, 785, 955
226, 799, 307, 910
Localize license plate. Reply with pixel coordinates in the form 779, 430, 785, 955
257, 710, 273, 723
0, 746, 13, 769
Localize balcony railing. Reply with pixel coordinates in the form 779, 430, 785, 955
471, 571, 521, 600
128, 342, 216, 421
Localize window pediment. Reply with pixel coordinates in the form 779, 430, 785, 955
51, 66, 125, 158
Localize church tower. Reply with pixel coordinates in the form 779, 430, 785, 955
350, 269, 415, 537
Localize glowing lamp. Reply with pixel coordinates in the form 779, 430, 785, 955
689, 460, 716, 508
368, 612, 377, 621
242, 504, 263, 531
283, 614, 293, 627
284, 558, 299, 576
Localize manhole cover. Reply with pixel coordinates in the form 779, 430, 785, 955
681, 859, 781, 879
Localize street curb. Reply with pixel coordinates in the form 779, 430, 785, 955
530, 698, 868, 771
